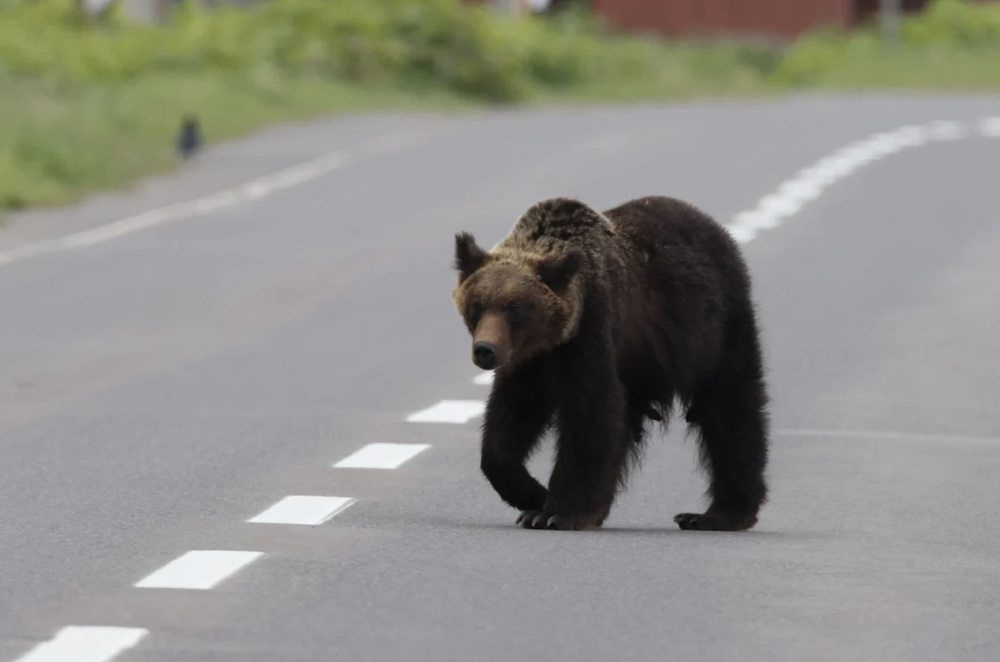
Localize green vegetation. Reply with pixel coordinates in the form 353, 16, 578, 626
775, 0, 1000, 88
1, 0, 999, 214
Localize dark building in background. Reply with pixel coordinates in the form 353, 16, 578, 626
466, 0, 994, 40
590, 0, 857, 39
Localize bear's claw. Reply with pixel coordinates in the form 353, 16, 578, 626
515, 510, 598, 531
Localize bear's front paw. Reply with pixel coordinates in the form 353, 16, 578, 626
515, 510, 598, 531
673, 511, 757, 532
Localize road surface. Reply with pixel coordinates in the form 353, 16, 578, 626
1, 93, 999, 662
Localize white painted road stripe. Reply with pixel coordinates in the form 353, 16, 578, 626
0, 152, 350, 270
406, 400, 485, 424
134, 550, 263, 590
335, 442, 431, 469
980, 116, 1000, 137
12, 626, 148, 662
774, 427, 1000, 445
725, 117, 1000, 246
247, 495, 356, 525
925, 119, 965, 140
0, 130, 431, 271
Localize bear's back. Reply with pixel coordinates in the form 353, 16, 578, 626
495, 197, 617, 260
601, 196, 731, 250
602, 195, 749, 314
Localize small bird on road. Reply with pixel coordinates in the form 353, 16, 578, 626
176, 114, 202, 160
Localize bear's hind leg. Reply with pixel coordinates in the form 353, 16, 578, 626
675, 309, 769, 532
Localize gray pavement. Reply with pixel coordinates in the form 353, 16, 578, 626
1, 92, 999, 662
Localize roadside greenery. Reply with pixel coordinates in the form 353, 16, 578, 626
1, 0, 998, 213
775, 0, 1000, 87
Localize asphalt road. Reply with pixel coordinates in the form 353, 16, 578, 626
1, 92, 999, 662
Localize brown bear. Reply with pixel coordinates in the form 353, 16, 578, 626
451, 195, 770, 532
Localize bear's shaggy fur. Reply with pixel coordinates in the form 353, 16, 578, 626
451, 195, 769, 531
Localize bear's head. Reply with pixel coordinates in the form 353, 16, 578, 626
451, 232, 584, 372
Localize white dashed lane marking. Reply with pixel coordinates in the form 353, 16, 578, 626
134, 550, 264, 590
406, 400, 486, 424
247, 496, 356, 525
11, 626, 148, 662
981, 116, 1000, 137
925, 119, 966, 141
333, 442, 431, 469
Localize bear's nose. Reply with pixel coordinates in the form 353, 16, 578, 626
473, 341, 497, 370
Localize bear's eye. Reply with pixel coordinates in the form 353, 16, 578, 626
468, 301, 483, 319
505, 301, 521, 315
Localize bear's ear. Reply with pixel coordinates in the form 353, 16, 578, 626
536, 247, 583, 292
453, 231, 488, 281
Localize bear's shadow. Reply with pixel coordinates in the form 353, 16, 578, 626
419, 514, 794, 538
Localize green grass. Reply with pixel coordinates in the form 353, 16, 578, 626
785, 47, 1000, 90
2, 0, 1000, 215
0, 71, 473, 211
774, 0, 1000, 89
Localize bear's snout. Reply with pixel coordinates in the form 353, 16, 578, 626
471, 311, 510, 369
473, 341, 498, 370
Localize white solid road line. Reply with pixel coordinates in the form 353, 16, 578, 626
0, 151, 350, 270
0, 129, 431, 271
334, 443, 431, 469
724, 117, 998, 246
134, 550, 264, 590
774, 427, 1000, 445
11, 626, 148, 662
406, 400, 486, 424
247, 495, 356, 525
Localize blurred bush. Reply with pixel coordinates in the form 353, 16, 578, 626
775, 0, 1000, 86
0, 0, 755, 102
